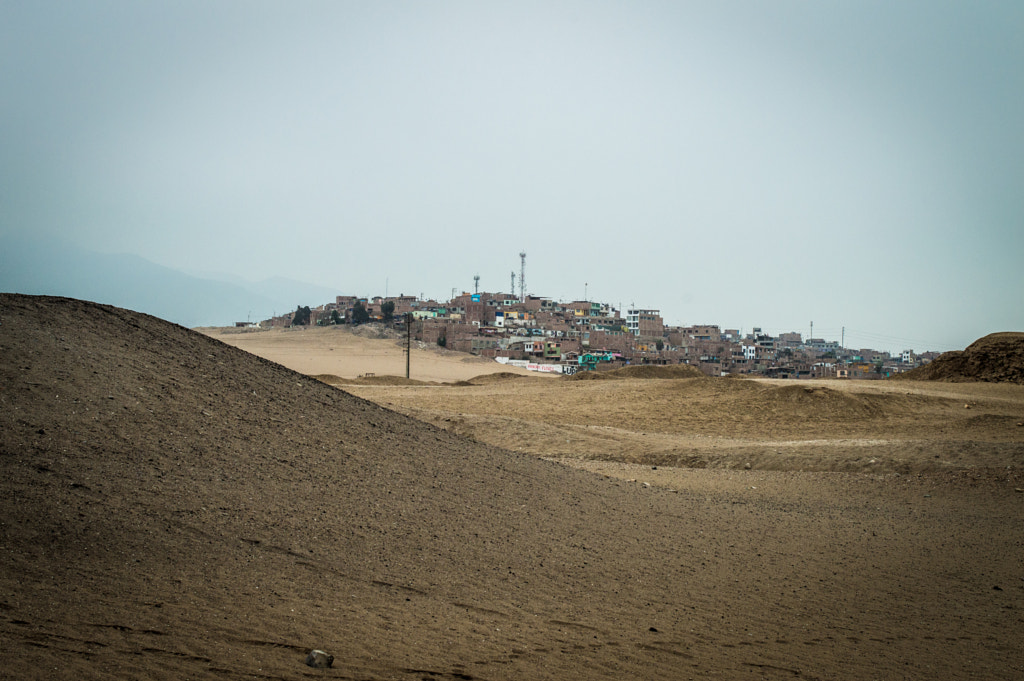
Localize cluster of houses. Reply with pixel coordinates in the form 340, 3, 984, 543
259, 292, 939, 378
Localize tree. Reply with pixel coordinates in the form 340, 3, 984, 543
291, 305, 311, 326
380, 301, 395, 322
330, 309, 343, 325
351, 301, 370, 325
655, 340, 664, 351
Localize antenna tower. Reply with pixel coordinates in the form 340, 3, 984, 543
519, 251, 526, 302
510, 271, 516, 296
473, 274, 480, 294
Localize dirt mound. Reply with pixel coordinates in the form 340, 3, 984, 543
312, 373, 432, 387
567, 369, 608, 380
611, 364, 704, 379
463, 371, 529, 385
569, 364, 704, 380
762, 384, 888, 420
896, 332, 1024, 384
347, 321, 400, 339
772, 384, 850, 403
339, 374, 430, 386
310, 372, 345, 384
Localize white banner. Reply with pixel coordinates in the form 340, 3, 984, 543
497, 358, 570, 374
527, 363, 564, 374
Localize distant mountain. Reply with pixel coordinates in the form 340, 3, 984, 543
180, 269, 341, 314
0, 235, 337, 327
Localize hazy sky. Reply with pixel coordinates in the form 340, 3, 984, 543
2, 1, 1021, 352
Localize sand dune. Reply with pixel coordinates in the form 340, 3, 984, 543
2, 295, 1022, 680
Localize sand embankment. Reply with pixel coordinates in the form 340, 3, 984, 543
2, 295, 1022, 680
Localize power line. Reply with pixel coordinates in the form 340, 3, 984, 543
840, 328, 961, 351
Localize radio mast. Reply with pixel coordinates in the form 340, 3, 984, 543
519, 251, 526, 303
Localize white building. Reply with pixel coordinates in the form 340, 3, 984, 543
626, 308, 660, 336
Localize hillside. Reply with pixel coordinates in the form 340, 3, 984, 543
897, 332, 1024, 384
1, 295, 1022, 680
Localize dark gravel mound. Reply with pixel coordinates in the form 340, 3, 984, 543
895, 332, 1024, 384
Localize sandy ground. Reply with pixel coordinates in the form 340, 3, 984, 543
2, 302, 1023, 680
199, 325, 551, 384
346, 375, 1024, 474
202, 324, 1024, 475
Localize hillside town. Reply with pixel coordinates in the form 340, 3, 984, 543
259, 291, 941, 379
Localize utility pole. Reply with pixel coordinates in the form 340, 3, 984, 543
841, 326, 845, 349
810, 321, 813, 342
405, 313, 412, 379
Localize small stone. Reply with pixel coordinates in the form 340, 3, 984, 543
305, 650, 334, 669
744, 462, 752, 470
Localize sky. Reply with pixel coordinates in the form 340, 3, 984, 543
2, 1, 1022, 353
